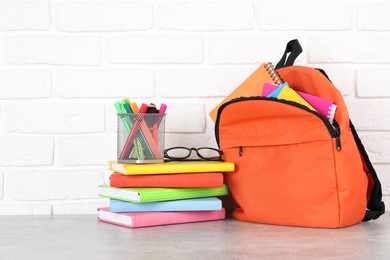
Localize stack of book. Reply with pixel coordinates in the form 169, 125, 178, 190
97, 160, 235, 228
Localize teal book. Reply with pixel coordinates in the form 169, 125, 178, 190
110, 197, 222, 212
99, 184, 228, 203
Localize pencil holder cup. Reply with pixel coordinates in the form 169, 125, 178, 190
117, 113, 166, 164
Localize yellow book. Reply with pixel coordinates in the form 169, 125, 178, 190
274, 84, 316, 112
109, 160, 235, 175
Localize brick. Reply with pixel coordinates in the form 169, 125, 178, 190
309, 35, 390, 63
0, 204, 52, 215
165, 103, 205, 133
384, 195, 390, 206
7, 170, 104, 201
259, 2, 352, 30
0, 136, 53, 166
158, 68, 253, 97
5, 104, 105, 134
357, 3, 390, 31
158, 2, 254, 31
374, 165, 390, 195
0, 2, 50, 31
357, 68, 390, 97
0, 70, 51, 99
57, 69, 154, 98
209, 35, 303, 64
165, 133, 216, 149
58, 136, 116, 166
53, 201, 108, 214
360, 135, 390, 163
56, 2, 153, 32
5, 36, 101, 65
107, 35, 203, 64
315, 66, 354, 96
107, 106, 118, 134
347, 101, 390, 130
0, 172, 3, 200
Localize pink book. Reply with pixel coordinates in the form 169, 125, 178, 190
263, 83, 337, 123
97, 207, 226, 228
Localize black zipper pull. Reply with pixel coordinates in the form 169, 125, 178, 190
334, 122, 342, 151
336, 136, 342, 151
238, 146, 243, 156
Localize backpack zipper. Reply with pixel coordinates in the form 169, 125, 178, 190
215, 96, 342, 152
334, 120, 342, 151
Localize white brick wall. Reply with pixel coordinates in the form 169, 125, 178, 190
0, 0, 389, 215
357, 3, 390, 31
5, 36, 102, 65
258, 2, 353, 31
58, 136, 116, 166
56, 69, 155, 98
107, 35, 203, 64
309, 34, 390, 63
0, 2, 51, 31
56, 2, 153, 32
7, 170, 104, 201
0, 136, 53, 166
357, 68, 390, 97
5, 104, 105, 133
158, 68, 253, 97
157, 2, 255, 31
208, 35, 303, 64
0, 70, 52, 98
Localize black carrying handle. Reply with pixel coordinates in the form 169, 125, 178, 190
275, 39, 303, 69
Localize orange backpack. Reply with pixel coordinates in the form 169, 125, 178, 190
215, 40, 385, 228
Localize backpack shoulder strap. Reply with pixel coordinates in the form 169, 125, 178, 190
350, 121, 385, 221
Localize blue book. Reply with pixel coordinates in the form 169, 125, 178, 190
110, 197, 222, 212
267, 82, 287, 98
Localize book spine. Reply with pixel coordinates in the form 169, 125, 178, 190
109, 197, 222, 212
133, 209, 226, 228
109, 172, 224, 188
139, 185, 228, 203
119, 162, 235, 175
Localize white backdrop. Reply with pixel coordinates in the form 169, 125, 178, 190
0, 0, 389, 214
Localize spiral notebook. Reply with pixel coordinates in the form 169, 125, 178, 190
209, 62, 283, 122
267, 82, 316, 112
263, 83, 337, 123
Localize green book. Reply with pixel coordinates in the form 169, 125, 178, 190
98, 184, 228, 203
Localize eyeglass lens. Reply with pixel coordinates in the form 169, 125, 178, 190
196, 148, 221, 159
164, 147, 222, 160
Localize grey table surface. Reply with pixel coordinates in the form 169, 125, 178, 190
0, 213, 389, 260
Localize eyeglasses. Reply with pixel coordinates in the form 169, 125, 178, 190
164, 147, 223, 162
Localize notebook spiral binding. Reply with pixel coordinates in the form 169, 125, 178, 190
327, 104, 337, 124
264, 62, 283, 85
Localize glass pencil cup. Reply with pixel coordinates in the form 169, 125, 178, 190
117, 113, 166, 164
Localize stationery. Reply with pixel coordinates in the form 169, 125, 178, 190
292, 91, 337, 124
109, 160, 235, 175
115, 100, 145, 159
209, 62, 283, 122
119, 104, 162, 160
263, 83, 337, 123
109, 197, 222, 212
98, 184, 228, 203
130, 102, 139, 113
109, 172, 224, 188
267, 83, 316, 112
98, 207, 226, 228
